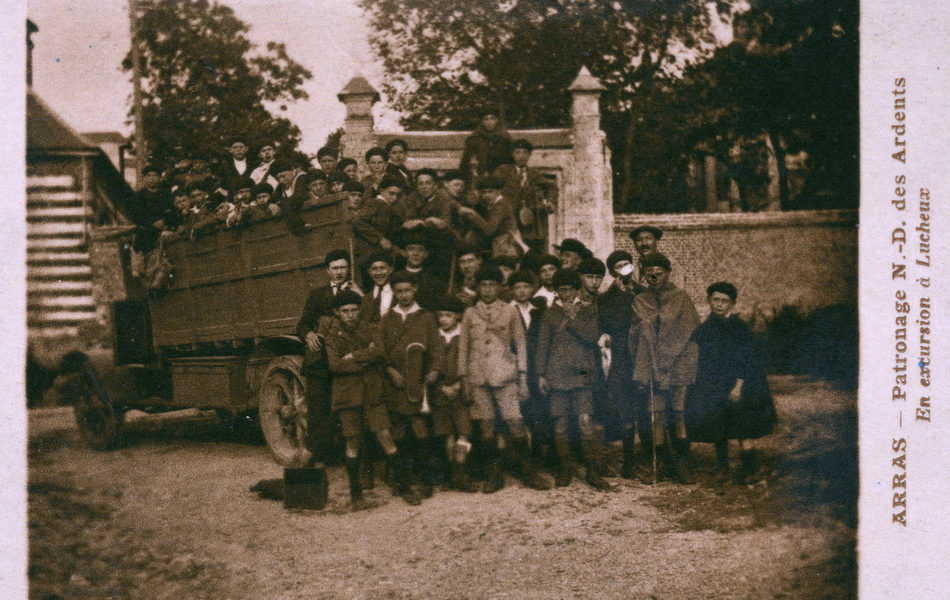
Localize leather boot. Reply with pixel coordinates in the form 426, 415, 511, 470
450, 461, 480, 493
428, 436, 450, 486
511, 436, 553, 490
739, 449, 761, 484
672, 437, 695, 484
656, 444, 679, 483
346, 457, 372, 511
414, 437, 435, 499
621, 429, 637, 480
482, 445, 506, 494
714, 440, 731, 483
581, 435, 612, 491
389, 449, 422, 505
554, 437, 573, 487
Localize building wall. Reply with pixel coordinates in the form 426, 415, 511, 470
613, 210, 858, 318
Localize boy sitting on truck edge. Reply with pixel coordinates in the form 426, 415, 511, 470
376, 270, 441, 505
457, 265, 552, 493
324, 290, 401, 511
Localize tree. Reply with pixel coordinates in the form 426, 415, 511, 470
123, 0, 312, 168
360, 0, 737, 208
674, 0, 859, 210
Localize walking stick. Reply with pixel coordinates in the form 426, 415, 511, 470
649, 378, 657, 483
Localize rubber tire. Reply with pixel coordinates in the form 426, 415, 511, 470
69, 363, 124, 450
257, 359, 311, 468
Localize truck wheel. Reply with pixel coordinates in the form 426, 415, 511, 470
67, 361, 124, 450
258, 361, 312, 468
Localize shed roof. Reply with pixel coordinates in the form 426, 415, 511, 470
27, 91, 96, 153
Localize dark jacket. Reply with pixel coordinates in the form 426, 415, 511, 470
685, 314, 777, 442
296, 282, 363, 373
460, 126, 513, 175
536, 299, 601, 391
324, 319, 385, 412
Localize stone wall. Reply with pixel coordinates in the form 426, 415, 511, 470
613, 210, 858, 318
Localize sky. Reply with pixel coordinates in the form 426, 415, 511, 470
27, 0, 399, 155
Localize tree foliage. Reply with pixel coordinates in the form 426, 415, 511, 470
361, 0, 733, 130
123, 0, 312, 167
361, 0, 858, 212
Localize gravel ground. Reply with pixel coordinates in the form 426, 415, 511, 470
28, 375, 856, 600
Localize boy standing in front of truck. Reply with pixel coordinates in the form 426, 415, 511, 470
296, 249, 363, 469
324, 290, 401, 510
376, 271, 441, 505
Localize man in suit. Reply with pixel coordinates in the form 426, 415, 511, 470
296, 249, 364, 468
394, 228, 448, 312
629, 225, 686, 291
596, 250, 643, 479
494, 138, 556, 248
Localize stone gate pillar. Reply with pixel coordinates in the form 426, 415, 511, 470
337, 76, 379, 179
557, 67, 614, 260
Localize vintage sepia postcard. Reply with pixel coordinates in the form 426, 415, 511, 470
1, 0, 947, 598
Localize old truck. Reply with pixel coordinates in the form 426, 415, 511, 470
59, 197, 352, 467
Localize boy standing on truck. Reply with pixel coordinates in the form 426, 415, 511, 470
376, 271, 441, 505
296, 249, 364, 469
324, 290, 401, 510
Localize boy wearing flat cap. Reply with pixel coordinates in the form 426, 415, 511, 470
430, 295, 479, 492
627, 252, 699, 483
323, 289, 400, 510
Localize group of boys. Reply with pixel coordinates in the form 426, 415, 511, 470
127, 139, 366, 258
296, 222, 705, 511
128, 134, 557, 294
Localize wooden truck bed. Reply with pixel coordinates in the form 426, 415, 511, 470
150, 198, 350, 349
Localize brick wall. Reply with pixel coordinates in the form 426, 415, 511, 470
613, 210, 858, 318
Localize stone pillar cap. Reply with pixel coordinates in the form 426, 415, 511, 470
568, 66, 606, 93
337, 76, 380, 103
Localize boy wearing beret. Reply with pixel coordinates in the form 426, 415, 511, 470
628, 253, 699, 483
376, 270, 441, 505
536, 269, 611, 490
324, 290, 401, 510
458, 266, 551, 492
430, 296, 479, 492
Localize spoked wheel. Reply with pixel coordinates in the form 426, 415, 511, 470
258, 360, 311, 468
66, 360, 123, 450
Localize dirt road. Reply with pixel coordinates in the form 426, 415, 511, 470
28, 375, 855, 600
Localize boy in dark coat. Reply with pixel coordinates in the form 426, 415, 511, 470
686, 282, 777, 484
536, 269, 611, 490
376, 271, 441, 505
597, 250, 645, 479
324, 290, 401, 510
508, 270, 554, 472
459, 266, 552, 493
296, 249, 364, 468
431, 296, 479, 492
